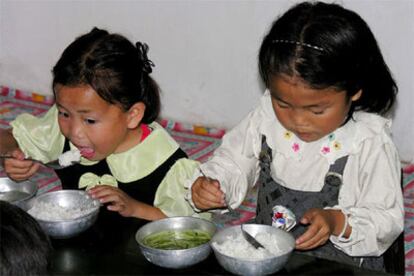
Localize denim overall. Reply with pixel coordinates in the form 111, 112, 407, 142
255, 136, 384, 271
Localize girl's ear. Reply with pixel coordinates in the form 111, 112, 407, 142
126, 102, 146, 129
351, 89, 362, 102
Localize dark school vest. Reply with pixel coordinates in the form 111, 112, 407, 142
255, 136, 384, 272
55, 139, 187, 229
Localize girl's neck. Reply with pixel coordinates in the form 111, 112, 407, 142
114, 124, 151, 154
140, 124, 151, 142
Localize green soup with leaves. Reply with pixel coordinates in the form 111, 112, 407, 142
143, 229, 211, 250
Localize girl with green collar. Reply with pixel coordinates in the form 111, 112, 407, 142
1, 27, 208, 222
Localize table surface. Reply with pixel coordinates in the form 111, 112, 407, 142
47, 216, 395, 276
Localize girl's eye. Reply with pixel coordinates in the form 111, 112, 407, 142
277, 102, 289, 109
311, 109, 325, 115
85, 118, 96, 124
58, 110, 69, 118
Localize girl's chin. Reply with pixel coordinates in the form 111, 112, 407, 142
296, 132, 319, 142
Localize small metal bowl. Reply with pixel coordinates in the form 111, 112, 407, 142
211, 224, 295, 275
0, 177, 38, 209
135, 216, 216, 269
26, 190, 100, 239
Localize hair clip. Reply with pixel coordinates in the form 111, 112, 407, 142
135, 42, 155, 74
272, 39, 324, 51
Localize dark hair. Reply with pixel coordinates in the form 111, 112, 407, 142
0, 201, 52, 275
259, 1, 397, 115
52, 27, 161, 123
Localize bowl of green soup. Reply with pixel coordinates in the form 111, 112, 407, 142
135, 216, 216, 269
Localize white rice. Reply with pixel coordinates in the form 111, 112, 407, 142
28, 201, 95, 221
212, 231, 287, 260
58, 149, 81, 167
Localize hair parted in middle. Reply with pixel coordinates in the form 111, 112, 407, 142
259, 1, 397, 115
52, 27, 161, 123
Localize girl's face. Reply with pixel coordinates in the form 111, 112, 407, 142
269, 75, 361, 142
55, 85, 143, 161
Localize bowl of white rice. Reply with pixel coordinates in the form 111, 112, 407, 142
0, 177, 38, 209
211, 224, 295, 275
26, 190, 100, 239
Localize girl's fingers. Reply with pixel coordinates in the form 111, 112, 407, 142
192, 188, 222, 209
191, 192, 210, 209
7, 174, 26, 182
96, 192, 123, 205
89, 185, 120, 198
5, 159, 34, 170
107, 201, 125, 212
296, 226, 330, 250
197, 183, 225, 207
26, 163, 41, 177
296, 234, 324, 250
192, 177, 227, 210
201, 181, 223, 202
10, 149, 26, 160
87, 187, 131, 214
5, 162, 40, 181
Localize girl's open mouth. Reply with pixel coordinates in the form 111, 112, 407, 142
80, 148, 95, 159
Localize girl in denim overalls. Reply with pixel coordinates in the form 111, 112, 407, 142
187, 1, 403, 272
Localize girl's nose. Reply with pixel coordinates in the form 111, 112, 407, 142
69, 122, 84, 140
291, 110, 308, 127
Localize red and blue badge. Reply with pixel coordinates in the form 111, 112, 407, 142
271, 205, 296, 231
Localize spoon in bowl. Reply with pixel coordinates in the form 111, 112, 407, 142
240, 224, 265, 249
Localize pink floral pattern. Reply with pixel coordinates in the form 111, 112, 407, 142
292, 143, 300, 152
320, 133, 342, 155
282, 130, 342, 156
321, 146, 331, 154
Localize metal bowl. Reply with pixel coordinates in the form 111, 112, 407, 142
211, 224, 295, 275
0, 177, 38, 209
26, 190, 100, 239
135, 216, 216, 269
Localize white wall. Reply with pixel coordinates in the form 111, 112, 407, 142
1, 0, 413, 163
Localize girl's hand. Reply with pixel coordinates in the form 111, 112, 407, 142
295, 208, 345, 250
3, 149, 40, 181
87, 185, 166, 220
88, 185, 136, 217
191, 176, 226, 210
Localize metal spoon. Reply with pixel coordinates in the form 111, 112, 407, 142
240, 224, 265, 249
199, 168, 234, 212
0, 154, 78, 170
